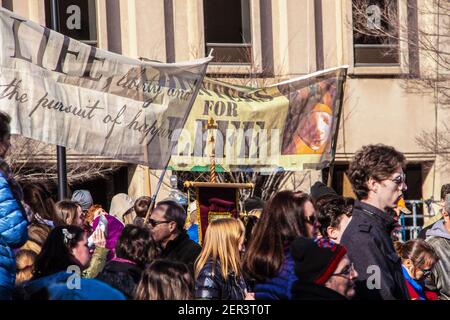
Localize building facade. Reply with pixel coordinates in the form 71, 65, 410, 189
1, 0, 448, 214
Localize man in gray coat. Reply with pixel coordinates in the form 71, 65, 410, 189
425, 200, 450, 300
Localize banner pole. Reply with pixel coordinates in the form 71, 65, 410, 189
144, 60, 211, 224
145, 167, 152, 196
50, 0, 68, 200
327, 68, 347, 188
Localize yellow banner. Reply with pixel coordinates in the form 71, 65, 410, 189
169, 66, 347, 172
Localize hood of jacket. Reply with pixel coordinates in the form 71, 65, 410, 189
20, 271, 71, 298
48, 278, 125, 300
92, 214, 124, 260
426, 220, 450, 240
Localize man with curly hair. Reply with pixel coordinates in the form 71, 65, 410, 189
340, 144, 410, 300
316, 196, 354, 244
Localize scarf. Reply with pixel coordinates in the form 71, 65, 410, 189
402, 265, 426, 300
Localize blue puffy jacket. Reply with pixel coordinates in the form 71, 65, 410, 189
0, 171, 28, 300
19, 271, 126, 300
254, 250, 297, 300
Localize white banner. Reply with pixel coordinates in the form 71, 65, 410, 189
0, 8, 211, 169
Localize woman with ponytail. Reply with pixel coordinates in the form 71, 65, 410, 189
394, 239, 439, 300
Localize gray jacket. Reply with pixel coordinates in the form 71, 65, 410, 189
425, 220, 450, 300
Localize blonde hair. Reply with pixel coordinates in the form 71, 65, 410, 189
15, 249, 37, 284
20, 240, 42, 255
195, 218, 245, 281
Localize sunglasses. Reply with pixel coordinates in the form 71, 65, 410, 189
388, 173, 406, 186
418, 267, 432, 278
304, 215, 317, 225
148, 219, 171, 227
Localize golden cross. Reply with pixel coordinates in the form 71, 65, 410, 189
206, 117, 218, 182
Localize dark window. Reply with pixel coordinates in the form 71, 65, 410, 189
204, 0, 252, 64
352, 0, 399, 65
1, 0, 13, 11
45, 0, 97, 46
324, 164, 351, 197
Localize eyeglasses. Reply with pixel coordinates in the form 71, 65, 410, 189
417, 267, 432, 278
148, 219, 171, 227
388, 173, 406, 186
304, 215, 317, 225
331, 263, 356, 279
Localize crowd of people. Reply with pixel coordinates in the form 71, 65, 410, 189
0, 110, 449, 300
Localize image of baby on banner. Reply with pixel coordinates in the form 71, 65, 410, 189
196, 186, 239, 245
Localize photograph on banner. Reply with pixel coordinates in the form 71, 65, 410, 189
0, 8, 211, 169
169, 67, 346, 172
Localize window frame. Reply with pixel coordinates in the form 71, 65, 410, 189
343, 0, 409, 76
202, 0, 263, 75
45, 0, 98, 47
352, 0, 400, 67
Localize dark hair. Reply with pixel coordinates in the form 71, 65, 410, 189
55, 200, 80, 225
115, 225, 159, 267
0, 111, 11, 140
134, 196, 151, 218
22, 182, 62, 224
441, 184, 450, 201
240, 215, 259, 248
394, 239, 438, 268
134, 259, 194, 300
154, 200, 186, 233
347, 144, 406, 200
244, 197, 265, 212
242, 190, 313, 282
314, 193, 340, 208
317, 196, 354, 238
32, 225, 85, 279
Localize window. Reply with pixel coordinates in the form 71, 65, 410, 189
1, 0, 13, 11
352, 0, 399, 66
204, 0, 252, 64
45, 0, 97, 46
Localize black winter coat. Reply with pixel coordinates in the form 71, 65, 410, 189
340, 201, 409, 300
161, 231, 202, 271
292, 281, 348, 300
195, 259, 247, 300
96, 261, 143, 299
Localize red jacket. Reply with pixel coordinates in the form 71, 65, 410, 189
404, 280, 438, 300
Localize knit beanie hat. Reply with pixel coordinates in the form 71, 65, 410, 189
310, 181, 338, 202
71, 190, 93, 212
290, 237, 347, 285
244, 197, 265, 212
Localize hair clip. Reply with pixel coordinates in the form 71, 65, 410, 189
62, 228, 74, 244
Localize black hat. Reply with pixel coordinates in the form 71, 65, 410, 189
244, 197, 265, 212
290, 237, 347, 285
310, 181, 338, 202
